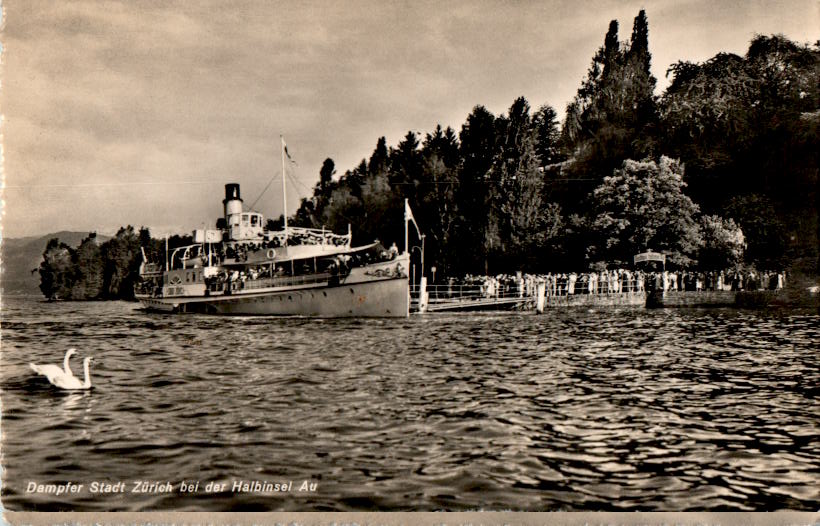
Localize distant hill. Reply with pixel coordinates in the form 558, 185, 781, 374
1, 232, 112, 296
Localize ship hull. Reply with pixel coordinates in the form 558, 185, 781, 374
137, 258, 410, 318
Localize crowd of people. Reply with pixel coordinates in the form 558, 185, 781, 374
212, 229, 352, 263
445, 268, 787, 299
267, 228, 351, 248
205, 242, 400, 293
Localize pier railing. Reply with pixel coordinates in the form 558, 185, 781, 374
409, 279, 648, 312
410, 282, 533, 311
411, 279, 647, 300
410, 275, 789, 312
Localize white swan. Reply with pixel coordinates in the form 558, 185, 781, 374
29, 348, 77, 383
30, 355, 93, 390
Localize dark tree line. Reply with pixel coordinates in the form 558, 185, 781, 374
292, 11, 818, 277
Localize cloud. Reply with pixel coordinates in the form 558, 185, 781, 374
2, 0, 818, 237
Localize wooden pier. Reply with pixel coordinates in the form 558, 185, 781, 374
411, 283, 532, 312
424, 294, 531, 312
409, 281, 791, 313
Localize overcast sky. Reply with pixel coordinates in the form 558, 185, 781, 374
1, 0, 817, 239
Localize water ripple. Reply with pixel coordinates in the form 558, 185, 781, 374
1, 298, 818, 511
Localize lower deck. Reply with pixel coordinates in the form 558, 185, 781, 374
137, 255, 410, 317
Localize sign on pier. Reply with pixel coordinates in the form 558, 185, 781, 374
634, 250, 665, 267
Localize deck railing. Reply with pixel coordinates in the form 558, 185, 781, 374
211, 272, 332, 293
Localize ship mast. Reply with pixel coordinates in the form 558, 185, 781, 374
280, 135, 289, 245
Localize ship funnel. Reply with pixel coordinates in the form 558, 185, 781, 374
223, 183, 243, 218
224, 183, 242, 203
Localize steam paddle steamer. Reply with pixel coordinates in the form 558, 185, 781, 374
136, 142, 411, 317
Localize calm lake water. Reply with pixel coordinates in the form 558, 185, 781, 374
1, 296, 818, 512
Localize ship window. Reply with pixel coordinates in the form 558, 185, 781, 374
250, 215, 259, 227
242, 214, 250, 226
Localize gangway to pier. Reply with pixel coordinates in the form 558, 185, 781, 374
410, 283, 531, 312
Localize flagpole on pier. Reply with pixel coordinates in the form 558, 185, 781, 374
404, 199, 409, 255
280, 136, 289, 242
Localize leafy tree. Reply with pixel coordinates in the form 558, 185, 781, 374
266, 214, 285, 231
389, 131, 423, 206
345, 159, 368, 200
359, 168, 401, 246
419, 125, 460, 275
552, 213, 591, 270
661, 53, 757, 173
318, 158, 336, 198
532, 104, 562, 169
661, 37, 818, 193
315, 158, 337, 215
38, 238, 75, 300
368, 137, 389, 177
293, 157, 338, 228
322, 183, 364, 239
747, 34, 820, 114
624, 9, 658, 153
101, 226, 143, 299
725, 194, 788, 268
528, 202, 565, 272
490, 97, 549, 266
455, 106, 497, 273
562, 10, 658, 175
72, 233, 104, 299
698, 215, 746, 269
138, 227, 152, 249
629, 10, 650, 74
660, 35, 818, 266
589, 157, 701, 266
292, 197, 317, 227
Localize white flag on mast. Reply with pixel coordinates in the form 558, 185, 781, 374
405, 199, 420, 236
